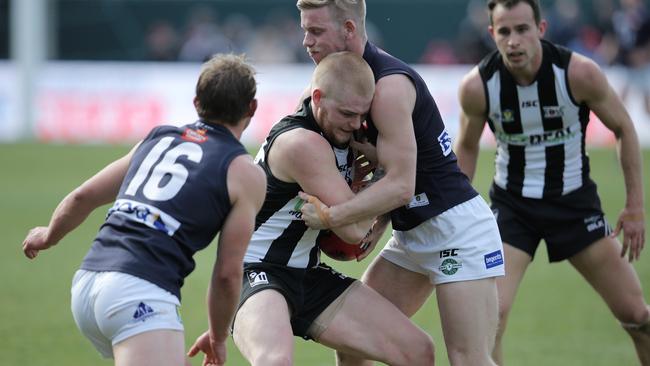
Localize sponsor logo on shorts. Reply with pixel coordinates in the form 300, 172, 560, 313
247, 271, 269, 287
406, 193, 429, 209
132, 302, 155, 322
439, 258, 462, 275
484, 250, 504, 269
584, 215, 605, 232
439, 248, 459, 258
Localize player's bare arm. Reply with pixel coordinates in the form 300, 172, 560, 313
273, 128, 373, 243
199, 155, 266, 365
22, 143, 139, 259
456, 66, 488, 181
569, 53, 646, 261
323, 74, 417, 227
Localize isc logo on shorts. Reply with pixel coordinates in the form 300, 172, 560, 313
484, 250, 504, 269
248, 271, 269, 287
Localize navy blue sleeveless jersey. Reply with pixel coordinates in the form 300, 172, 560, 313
362, 42, 477, 230
80, 120, 247, 300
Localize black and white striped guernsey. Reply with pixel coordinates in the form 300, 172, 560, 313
478, 40, 594, 199
246, 98, 354, 269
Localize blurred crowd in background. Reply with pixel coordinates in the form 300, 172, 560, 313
137, 0, 650, 68
135, 0, 650, 109
0, 0, 648, 108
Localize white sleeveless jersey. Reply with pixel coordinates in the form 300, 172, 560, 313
478, 40, 592, 198
244, 99, 354, 269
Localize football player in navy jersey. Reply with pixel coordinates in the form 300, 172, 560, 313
455, 0, 649, 364
188, 52, 435, 366
296, 1, 504, 365
21, 53, 266, 366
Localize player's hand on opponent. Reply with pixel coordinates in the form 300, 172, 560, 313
356, 226, 378, 261
351, 139, 378, 170
356, 215, 390, 261
22, 226, 55, 259
298, 192, 331, 230
187, 330, 227, 366
612, 208, 646, 262
351, 126, 377, 167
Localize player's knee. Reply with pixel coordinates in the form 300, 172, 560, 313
620, 304, 650, 331
616, 302, 650, 326
251, 352, 293, 366
335, 352, 374, 366
399, 332, 435, 366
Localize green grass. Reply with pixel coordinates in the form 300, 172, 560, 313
1, 143, 648, 365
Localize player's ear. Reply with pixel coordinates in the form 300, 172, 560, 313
488, 25, 495, 40
538, 19, 547, 37
344, 19, 356, 39
312, 88, 323, 106
247, 99, 258, 118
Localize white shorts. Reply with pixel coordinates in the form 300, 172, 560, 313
380, 195, 505, 285
70, 270, 183, 358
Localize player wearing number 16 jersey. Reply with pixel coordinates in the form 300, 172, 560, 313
21, 54, 266, 366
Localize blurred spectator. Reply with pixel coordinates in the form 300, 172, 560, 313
632, 15, 650, 114
545, 0, 583, 46
221, 14, 255, 54
587, 0, 619, 64
455, 0, 494, 64
419, 40, 458, 65
145, 20, 180, 61
246, 11, 301, 64
567, 26, 606, 64
178, 6, 230, 62
611, 0, 650, 114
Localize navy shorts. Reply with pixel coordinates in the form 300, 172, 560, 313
489, 182, 612, 262
238, 262, 355, 339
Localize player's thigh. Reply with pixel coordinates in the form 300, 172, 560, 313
113, 329, 185, 366
318, 281, 432, 361
569, 236, 648, 323
497, 243, 533, 312
232, 289, 294, 359
436, 278, 498, 347
362, 254, 433, 317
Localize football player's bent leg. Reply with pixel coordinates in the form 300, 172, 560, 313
334, 256, 435, 366
623, 315, 650, 366
233, 290, 294, 366
569, 236, 650, 365
493, 244, 533, 365
437, 278, 498, 366
113, 330, 186, 366
316, 281, 435, 366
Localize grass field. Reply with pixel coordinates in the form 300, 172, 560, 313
1, 143, 648, 365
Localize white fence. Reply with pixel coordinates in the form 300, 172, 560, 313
1, 61, 648, 146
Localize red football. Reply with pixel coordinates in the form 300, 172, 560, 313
317, 230, 364, 261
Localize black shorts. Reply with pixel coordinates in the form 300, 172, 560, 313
237, 262, 355, 340
489, 182, 612, 262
